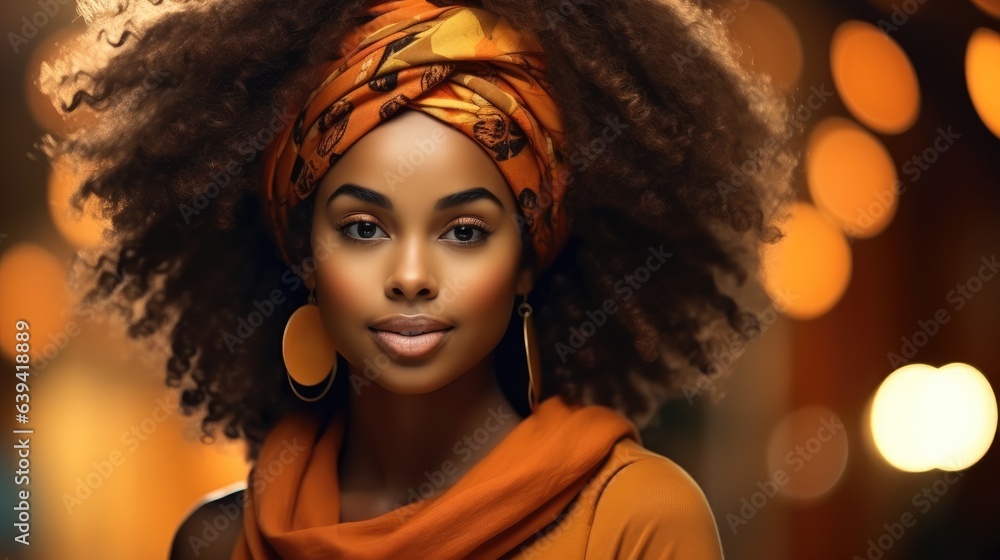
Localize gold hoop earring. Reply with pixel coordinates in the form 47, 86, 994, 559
518, 294, 542, 412
282, 287, 337, 402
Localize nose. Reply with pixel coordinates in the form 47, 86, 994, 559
384, 235, 439, 301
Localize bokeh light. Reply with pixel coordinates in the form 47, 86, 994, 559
831, 20, 921, 134
966, 27, 1000, 139
724, 1, 803, 91
870, 363, 998, 472
36, 360, 248, 557
0, 243, 69, 361
762, 202, 852, 319
807, 117, 899, 238
767, 405, 849, 501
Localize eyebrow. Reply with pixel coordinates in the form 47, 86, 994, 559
325, 183, 504, 212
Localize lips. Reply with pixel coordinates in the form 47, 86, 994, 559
369, 314, 454, 358
370, 314, 453, 335
370, 328, 453, 358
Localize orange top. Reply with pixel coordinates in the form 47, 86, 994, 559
502, 438, 725, 559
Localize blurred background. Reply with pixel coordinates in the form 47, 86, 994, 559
1, 0, 998, 558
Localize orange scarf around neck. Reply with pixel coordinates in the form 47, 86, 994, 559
230, 395, 639, 559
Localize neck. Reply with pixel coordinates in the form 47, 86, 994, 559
338, 357, 524, 513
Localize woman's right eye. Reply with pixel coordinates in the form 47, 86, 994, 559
338, 220, 388, 243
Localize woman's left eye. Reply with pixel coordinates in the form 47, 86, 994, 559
443, 223, 491, 245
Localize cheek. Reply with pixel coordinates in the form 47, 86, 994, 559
450, 246, 521, 332
313, 253, 373, 340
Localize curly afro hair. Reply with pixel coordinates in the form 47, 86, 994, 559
39, 0, 799, 461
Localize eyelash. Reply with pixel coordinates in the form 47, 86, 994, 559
335, 216, 494, 247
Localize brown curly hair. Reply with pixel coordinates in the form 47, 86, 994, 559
39, 0, 799, 462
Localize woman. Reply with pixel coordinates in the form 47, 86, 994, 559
41, 0, 798, 557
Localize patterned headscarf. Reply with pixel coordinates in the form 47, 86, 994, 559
260, 0, 573, 275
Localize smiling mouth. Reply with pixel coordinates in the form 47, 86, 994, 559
369, 327, 454, 358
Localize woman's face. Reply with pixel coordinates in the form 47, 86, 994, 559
307, 109, 532, 395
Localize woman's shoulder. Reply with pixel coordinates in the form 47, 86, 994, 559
587, 439, 724, 559
599, 439, 713, 504
169, 481, 246, 560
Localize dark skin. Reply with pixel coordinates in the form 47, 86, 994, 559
172, 110, 533, 558
305, 109, 532, 522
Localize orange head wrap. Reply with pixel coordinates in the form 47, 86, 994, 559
261, 0, 573, 275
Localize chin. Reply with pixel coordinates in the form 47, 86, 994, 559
371, 368, 463, 395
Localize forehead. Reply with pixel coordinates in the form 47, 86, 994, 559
317, 109, 515, 208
